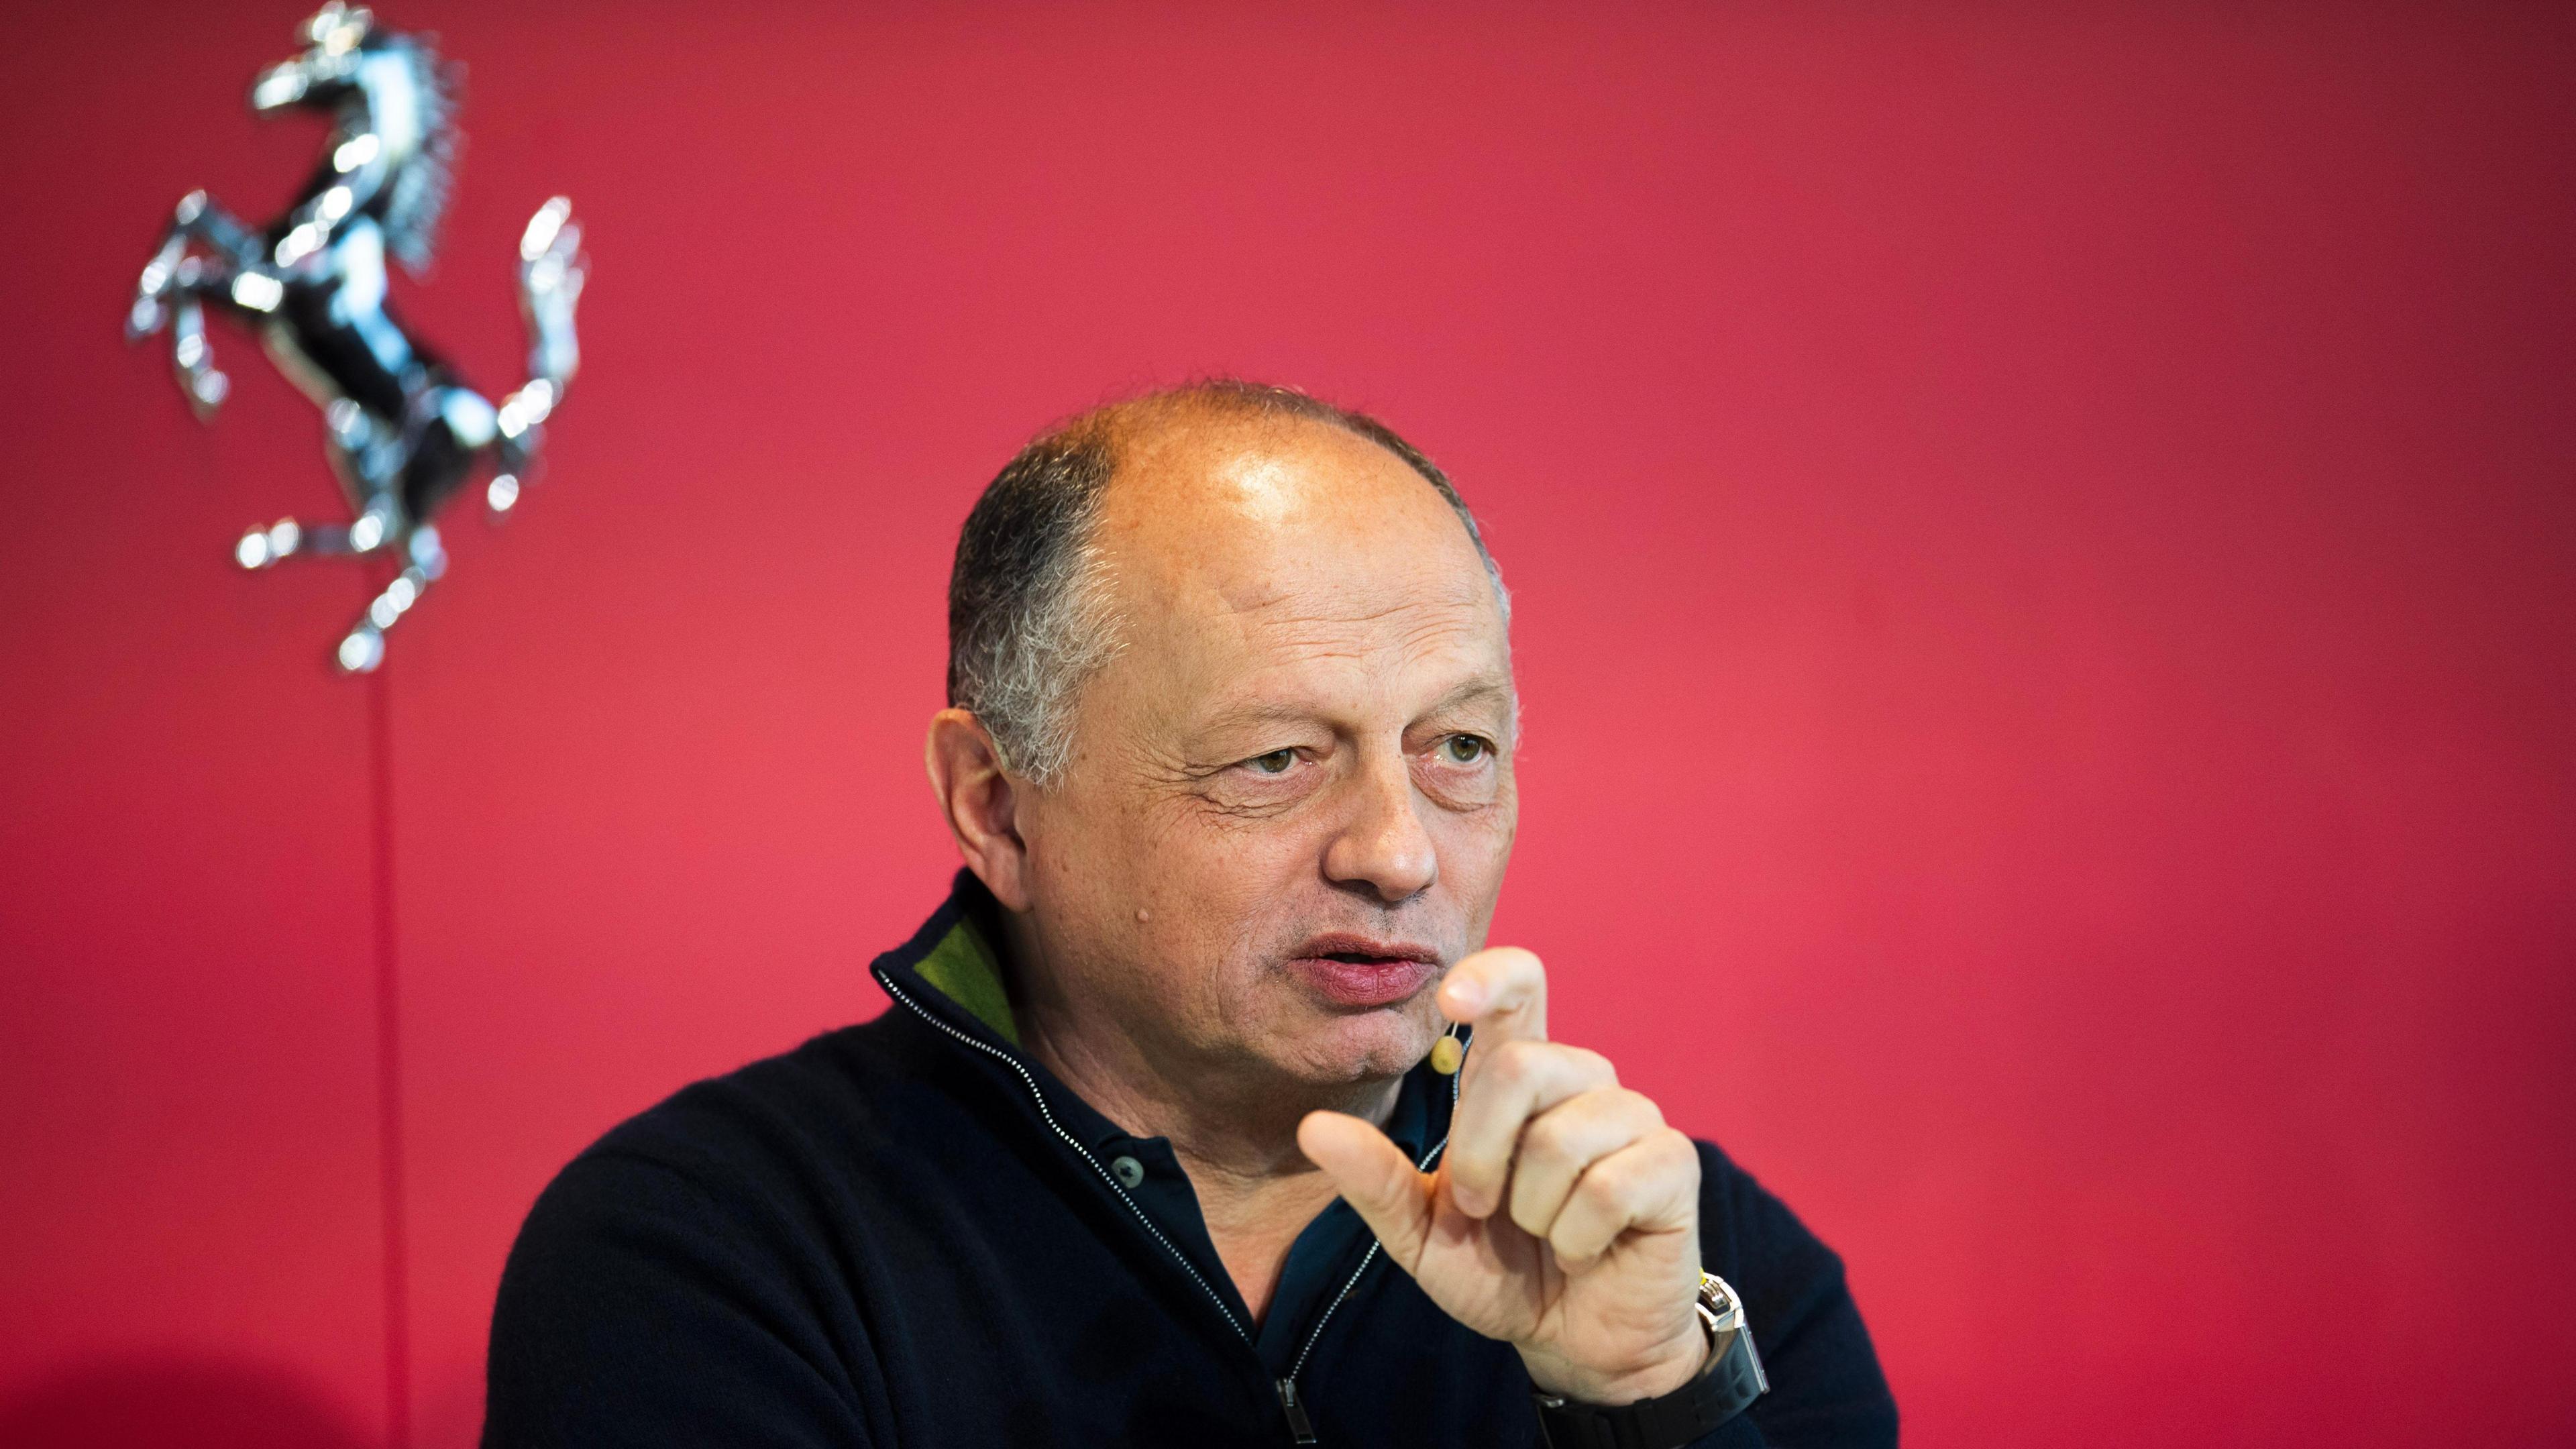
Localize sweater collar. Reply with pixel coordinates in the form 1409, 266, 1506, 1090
871, 869, 1451, 1162
868, 868, 1023, 1047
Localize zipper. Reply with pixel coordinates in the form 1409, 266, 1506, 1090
883, 963, 1464, 1446
1282, 1062, 1458, 1383
1271, 1040, 1462, 1441
1275, 1379, 1318, 1444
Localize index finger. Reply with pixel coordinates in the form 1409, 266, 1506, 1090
1438, 946, 1548, 1049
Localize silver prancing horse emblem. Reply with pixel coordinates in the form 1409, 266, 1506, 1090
127, 3, 588, 672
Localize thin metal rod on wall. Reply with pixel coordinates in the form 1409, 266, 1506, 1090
367, 669, 413, 1449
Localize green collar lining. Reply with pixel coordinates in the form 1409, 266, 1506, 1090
912, 916, 1022, 1047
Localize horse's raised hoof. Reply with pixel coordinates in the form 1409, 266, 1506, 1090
336, 627, 386, 675
186, 369, 231, 421
236, 519, 301, 570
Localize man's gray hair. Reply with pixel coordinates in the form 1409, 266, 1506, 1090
946, 380, 1506, 784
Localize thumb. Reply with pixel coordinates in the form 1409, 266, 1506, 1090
1297, 1110, 1433, 1268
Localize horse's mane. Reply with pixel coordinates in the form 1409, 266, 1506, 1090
377, 36, 460, 275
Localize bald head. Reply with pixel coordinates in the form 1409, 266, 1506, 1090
947, 381, 1506, 783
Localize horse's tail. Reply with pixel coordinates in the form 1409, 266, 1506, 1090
497, 197, 585, 445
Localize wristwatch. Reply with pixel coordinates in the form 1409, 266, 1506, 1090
1531, 1273, 1768, 1449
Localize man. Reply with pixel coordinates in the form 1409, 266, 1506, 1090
484, 382, 1896, 1447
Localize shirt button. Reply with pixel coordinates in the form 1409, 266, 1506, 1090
1110, 1155, 1146, 1189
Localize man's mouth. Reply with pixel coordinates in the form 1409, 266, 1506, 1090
1285, 934, 1444, 1009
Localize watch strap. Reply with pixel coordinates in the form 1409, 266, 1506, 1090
1532, 1275, 1766, 1449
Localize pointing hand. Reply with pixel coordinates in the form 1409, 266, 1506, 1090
1297, 948, 1707, 1405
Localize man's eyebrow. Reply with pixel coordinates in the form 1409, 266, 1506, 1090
1421, 676, 1518, 718
1191, 700, 1330, 733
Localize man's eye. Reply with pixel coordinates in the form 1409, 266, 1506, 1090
1442, 735, 1491, 763
1248, 749, 1298, 775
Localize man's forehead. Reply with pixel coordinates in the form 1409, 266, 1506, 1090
1128, 570, 1515, 751
1078, 407, 1512, 733
1138, 558, 1509, 722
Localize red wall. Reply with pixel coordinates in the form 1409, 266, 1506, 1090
4, 3, 2571, 1445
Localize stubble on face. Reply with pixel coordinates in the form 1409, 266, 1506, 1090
1010, 408, 1518, 1108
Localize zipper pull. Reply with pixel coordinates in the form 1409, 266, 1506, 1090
1276, 1377, 1318, 1444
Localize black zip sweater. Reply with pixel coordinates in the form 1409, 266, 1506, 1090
483, 876, 1898, 1448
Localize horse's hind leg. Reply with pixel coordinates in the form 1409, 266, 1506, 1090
336, 568, 420, 674
239, 417, 413, 570
331, 526, 449, 674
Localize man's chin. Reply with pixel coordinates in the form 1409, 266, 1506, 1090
1274, 1000, 1442, 1084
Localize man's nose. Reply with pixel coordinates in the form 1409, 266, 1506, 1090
1323, 754, 1439, 904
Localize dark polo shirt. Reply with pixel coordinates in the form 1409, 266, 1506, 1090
482, 873, 1898, 1448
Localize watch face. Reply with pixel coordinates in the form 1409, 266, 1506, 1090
1698, 1273, 1768, 1399
1699, 1272, 1744, 1326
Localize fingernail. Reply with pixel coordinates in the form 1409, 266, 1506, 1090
1444, 979, 1485, 1014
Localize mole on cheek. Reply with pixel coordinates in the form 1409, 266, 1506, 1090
1136, 908, 1150, 923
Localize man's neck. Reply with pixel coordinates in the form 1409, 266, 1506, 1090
1002, 927, 1403, 1323
1026, 1015, 1401, 1323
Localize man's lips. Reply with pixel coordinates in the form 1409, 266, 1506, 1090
1285, 934, 1444, 1008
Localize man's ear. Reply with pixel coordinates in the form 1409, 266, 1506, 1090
926, 708, 1036, 911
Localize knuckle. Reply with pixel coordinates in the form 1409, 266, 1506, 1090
1520, 1110, 1577, 1165
1576, 1155, 1635, 1209
1549, 1212, 1606, 1261
1660, 1128, 1703, 1178
1616, 1088, 1666, 1129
